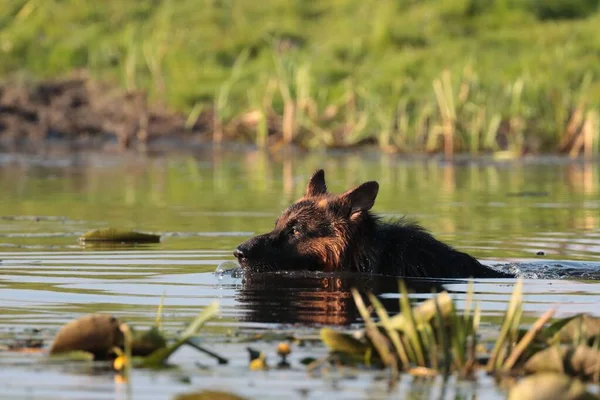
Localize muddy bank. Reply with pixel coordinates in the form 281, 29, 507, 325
0, 74, 218, 153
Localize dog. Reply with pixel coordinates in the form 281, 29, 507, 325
234, 170, 514, 279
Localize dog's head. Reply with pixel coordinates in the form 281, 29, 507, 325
233, 169, 379, 272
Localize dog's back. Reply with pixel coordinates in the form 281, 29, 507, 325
372, 219, 512, 278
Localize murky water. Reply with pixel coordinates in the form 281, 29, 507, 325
1, 150, 600, 399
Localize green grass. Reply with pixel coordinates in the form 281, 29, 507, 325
1, 0, 600, 154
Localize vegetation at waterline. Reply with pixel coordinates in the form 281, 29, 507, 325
318, 279, 600, 398
1, 0, 600, 156
6, 278, 600, 399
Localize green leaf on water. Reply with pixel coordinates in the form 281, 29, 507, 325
80, 228, 161, 243
142, 301, 219, 367
47, 350, 95, 362
174, 391, 248, 400
320, 328, 369, 356
131, 326, 167, 357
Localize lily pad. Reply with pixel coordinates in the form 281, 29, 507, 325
80, 228, 161, 243
508, 373, 597, 400
524, 345, 600, 381
49, 314, 123, 360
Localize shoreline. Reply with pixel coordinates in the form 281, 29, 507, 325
0, 75, 597, 159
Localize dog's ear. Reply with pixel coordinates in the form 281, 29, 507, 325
305, 169, 327, 197
340, 181, 379, 214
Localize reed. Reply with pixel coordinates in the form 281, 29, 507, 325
2, 0, 600, 156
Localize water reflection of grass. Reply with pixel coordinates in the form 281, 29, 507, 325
1, 153, 598, 259
2, 1, 600, 155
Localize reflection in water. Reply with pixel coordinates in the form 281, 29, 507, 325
236, 271, 449, 325
0, 151, 599, 399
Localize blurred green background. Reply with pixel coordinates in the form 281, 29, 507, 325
1, 0, 599, 153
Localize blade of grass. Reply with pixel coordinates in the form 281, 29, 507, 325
503, 308, 556, 371
154, 291, 166, 329
368, 293, 410, 368
351, 289, 397, 381
486, 278, 523, 372
398, 280, 426, 366
434, 294, 450, 376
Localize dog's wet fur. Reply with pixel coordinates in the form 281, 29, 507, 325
234, 170, 514, 279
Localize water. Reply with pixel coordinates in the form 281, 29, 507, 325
1, 150, 600, 399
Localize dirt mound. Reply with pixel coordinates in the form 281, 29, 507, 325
0, 75, 212, 152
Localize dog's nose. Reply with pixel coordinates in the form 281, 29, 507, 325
233, 247, 245, 259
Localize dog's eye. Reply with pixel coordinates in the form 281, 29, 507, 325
290, 226, 301, 236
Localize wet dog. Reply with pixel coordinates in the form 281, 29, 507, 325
234, 170, 514, 279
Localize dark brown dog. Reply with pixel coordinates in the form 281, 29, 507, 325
234, 170, 513, 278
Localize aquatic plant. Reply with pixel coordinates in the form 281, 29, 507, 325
318, 278, 600, 397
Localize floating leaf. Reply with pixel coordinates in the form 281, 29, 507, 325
174, 391, 248, 400
300, 357, 318, 365
142, 301, 219, 367
508, 373, 597, 400
49, 314, 123, 359
46, 350, 95, 362
80, 228, 161, 243
131, 326, 167, 357
524, 345, 600, 381
320, 328, 369, 356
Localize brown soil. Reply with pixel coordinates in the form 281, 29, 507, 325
0, 73, 214, 153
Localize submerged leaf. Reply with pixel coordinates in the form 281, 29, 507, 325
320, 328, 369, 356
80, 228, 161, 243
524, 345, 600, 381
508, 373, 597, 400
49, 314, 123, 359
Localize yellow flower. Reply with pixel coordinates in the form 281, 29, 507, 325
249, 354, 268, 371
276, 342, 291, 356
113, 355, 129, 371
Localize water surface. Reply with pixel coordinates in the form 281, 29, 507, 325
1, 150, 600, 399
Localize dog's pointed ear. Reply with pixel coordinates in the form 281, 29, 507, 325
305, 169, 327, 197
340, 181, 379, 214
